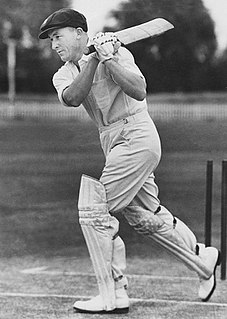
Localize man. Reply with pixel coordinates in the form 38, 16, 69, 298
39, 8, 221, 314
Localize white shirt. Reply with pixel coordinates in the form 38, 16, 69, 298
53, 47, 148, 128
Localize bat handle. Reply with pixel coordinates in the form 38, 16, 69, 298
84, 45, 95, 55
84, 42, 124, 55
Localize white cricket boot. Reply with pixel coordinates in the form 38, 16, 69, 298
115, 287, 130, 310
73, 288, 129, 314
197, 244, 221, 302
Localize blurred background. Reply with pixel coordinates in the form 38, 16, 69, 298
1, 0, 227, 97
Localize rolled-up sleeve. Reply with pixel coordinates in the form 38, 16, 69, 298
52, 63, 77, 106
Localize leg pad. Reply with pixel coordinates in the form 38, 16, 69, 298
123, 205, 212, 279
78, 175, 116, 310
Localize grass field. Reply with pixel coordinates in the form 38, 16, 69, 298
0, 106, 227, 318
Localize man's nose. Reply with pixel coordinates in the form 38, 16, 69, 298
52, 39, 58, 50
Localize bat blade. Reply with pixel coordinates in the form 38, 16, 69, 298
116, 18, 174, 45
84, 18, 174, 55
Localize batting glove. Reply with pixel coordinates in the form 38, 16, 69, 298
92, 32, 120, 62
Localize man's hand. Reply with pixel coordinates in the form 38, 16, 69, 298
92, 32, 121, 62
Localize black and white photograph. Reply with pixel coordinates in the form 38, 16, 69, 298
0, 0, 227, 318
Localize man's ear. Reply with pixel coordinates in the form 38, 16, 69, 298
75, 27, 83, 38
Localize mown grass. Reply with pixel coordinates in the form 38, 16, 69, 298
0, 115, 226, 259
1, 91, 227, 104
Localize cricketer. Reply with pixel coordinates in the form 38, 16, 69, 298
39, 8, 221, 314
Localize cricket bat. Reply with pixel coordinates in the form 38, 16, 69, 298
84, 18, 174, 55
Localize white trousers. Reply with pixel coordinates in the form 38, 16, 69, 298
99, 110, 161, 213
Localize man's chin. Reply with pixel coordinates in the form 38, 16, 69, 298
57, 53, 68, 62
60, 56, 68, 62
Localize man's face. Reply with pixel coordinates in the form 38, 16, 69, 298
49, 27, 84, 63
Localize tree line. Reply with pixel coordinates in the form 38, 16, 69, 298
0, 0, 227, 94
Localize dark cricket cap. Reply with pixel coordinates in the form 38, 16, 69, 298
39, 8, 88, 39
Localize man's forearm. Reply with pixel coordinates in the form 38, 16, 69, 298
63, 57, 99, 107
103, 58, 146, 101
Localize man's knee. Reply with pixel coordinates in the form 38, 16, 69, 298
78, 174, 119, 235
122, 205, 164, 235
122, 205, 197, 252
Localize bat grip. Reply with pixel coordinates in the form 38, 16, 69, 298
84, 45, 95, 55
84, 42, 124, 55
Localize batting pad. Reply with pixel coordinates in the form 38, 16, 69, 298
123, 205, 212, 280
78, 174, 117, 311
